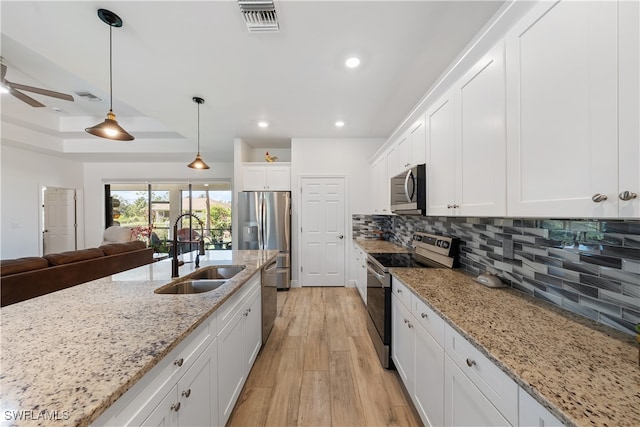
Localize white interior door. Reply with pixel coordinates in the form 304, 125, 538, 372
43, 187, 76, 255
300, 177, 345, 286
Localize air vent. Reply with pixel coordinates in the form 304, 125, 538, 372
238, 0, 279, 32
75, 91, 103, 102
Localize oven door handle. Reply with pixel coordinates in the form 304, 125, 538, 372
366, 260, 386, 281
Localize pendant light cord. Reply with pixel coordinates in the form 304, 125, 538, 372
197, 101, 201, 153
109, 24, 113, 112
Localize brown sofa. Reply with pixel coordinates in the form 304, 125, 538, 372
1, 241, 153, 307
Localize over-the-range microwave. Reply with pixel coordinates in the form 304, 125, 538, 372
390, 164, 426, 215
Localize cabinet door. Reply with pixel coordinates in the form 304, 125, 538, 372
444, 355, 510, 427
518, 387, 563, 427
242, 166, 267, 191
506, 0, 619, 218
242, 286, 262, 375
140, 385, 179, 427
218, 310, 245, 426
455, 41, 506, 217
410, 118, 426, 168
426, 93, 456, 216
177, 341, 214, 427
618, 0, 640, 218
414, 323, 444, 427
266, 166, 291, 191
387, 145, 401, 177
378, 155, 390, 214
391, 294, 415, 395
398, 136, 411, 171
357, 249, 367, 305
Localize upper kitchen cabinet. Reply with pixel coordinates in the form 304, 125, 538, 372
427, 42, 506, 217
242, 163, 291, 191
506, 0, 640, 218
371, 154, 391, 214
387, 118, 427, 177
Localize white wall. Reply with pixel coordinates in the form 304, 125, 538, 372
83, 161, 234, 248
290, 138, 384, 285
1, 145, 84, 258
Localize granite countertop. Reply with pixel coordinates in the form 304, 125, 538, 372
354, 239, 411, 254
0, 249, 278, 427
391, 267, 639, 427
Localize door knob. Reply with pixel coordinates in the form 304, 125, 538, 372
337, 235, 344, 239
619, 191, 638, 201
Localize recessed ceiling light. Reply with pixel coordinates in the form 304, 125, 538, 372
258, 121, 269, 128
345, 57, 360, 68
335, 121, 345, 128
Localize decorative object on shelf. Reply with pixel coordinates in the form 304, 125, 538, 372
85, 9, 134, 141
265, 151, 278, 162
187, 96, 210, 169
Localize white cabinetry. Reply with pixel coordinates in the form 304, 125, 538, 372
444, 323, 518, 425
506, 0, 639, 218
427, 42, 506, 217
370, 155, 390, 214
242, 163, 291, 191
518, 387, 564, 427
92, 272, 263, 427
351, 242, 367, 304
391, 277, 444, 427
386, 118, 426, 178
218, 273, 262, 426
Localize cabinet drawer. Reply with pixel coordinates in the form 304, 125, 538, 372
217, 272, 260, 332
412, 295, 445, 347
444, 324, 518, 425
392, 277, 412, 308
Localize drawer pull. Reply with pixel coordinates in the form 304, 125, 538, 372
182, 389, 191, 398
421, 312, 428, 319
466, 358, 476, 367
174, 358, 184, 367
171, 402, 181, 412
591, 193, 607, 203
397, 289, 403, 294
404, 318, 409, 324
408, 322, 413, 329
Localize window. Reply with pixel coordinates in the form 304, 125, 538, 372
105, 181, 232, 253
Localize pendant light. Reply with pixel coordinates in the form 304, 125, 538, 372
85, 9, 134, 141
188, 97, 210, 169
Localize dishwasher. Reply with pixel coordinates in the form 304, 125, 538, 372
261, 259, 278, 343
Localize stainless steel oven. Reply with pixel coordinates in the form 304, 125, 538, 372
365, 233, 457, 369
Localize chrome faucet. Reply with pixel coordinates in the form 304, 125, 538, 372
172, 213, 206, 278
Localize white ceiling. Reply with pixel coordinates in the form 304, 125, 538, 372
1, 1, 504, 163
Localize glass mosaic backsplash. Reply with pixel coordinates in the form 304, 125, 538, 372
353, 214, 640, 336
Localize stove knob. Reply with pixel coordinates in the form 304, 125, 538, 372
413, 234, 422, 242
441, 241, 450, 249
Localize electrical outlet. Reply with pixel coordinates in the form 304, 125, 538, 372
503, 239, 514, 260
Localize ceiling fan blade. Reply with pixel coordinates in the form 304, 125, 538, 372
1, 64, 6, 80
8, 81, 74, 102
9, 87, 46, 107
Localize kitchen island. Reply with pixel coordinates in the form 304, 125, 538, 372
0, 249, 277, 427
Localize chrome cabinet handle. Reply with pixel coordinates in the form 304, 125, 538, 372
171, 402, 181, 412
397, 289, 402, 294
421, 313, 428, 319
182, 389, 191, 398
408, 322, 413, 329
447, 204, 460, 209
466, 358, 476, 367
619, 191, 638, 201
404, 318, 409, 324
174, 358, 184, 367
592, 193, 608, 203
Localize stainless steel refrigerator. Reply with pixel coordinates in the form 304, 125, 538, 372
237, 191, 291, 289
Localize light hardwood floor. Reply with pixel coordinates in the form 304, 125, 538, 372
228, 287, 423, 427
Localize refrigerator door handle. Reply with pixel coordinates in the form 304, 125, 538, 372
258, 195, 265, 249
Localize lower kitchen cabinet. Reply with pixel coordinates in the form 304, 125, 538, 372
91, 271, 262, 427
518, 387, 563, 427
391, 278, 444, 427
444, 354, 510, 426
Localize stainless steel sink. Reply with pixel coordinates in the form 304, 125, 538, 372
189, 265, 245, 280
154, 279, 227, 294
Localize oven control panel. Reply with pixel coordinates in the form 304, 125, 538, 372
412, 232, 456, 258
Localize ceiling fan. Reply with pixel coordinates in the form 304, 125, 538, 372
1, 62, 74, 107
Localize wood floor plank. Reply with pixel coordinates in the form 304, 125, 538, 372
298, 371, 332, 426
329, 351, 365, 427
232, 287, 423, 427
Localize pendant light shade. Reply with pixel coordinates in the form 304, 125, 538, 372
188, 96, 210, 170
85, 9, 134, 141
